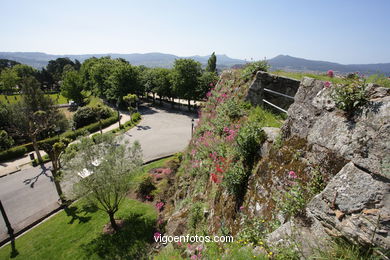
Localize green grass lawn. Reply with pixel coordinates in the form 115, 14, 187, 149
0, 157, 175, 260
0, 94, 68, 105
272, 70, 390, 88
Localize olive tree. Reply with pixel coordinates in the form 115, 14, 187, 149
62, 134, 142, 231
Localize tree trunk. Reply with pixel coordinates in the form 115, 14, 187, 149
108, 211, 118, 231
31, 135, 43, 163
171, 97, 174, 108
188, 99, 191, 111
50, 155, 65, 203
153, 93, 155, 104
159, 96, 162, 105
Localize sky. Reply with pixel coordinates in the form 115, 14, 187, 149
0, 0, 389, 64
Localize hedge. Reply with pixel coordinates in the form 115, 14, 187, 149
0, 114, 119, 162
0, 146, 27, 161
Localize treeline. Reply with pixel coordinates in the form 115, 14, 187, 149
0, 52, 219, 109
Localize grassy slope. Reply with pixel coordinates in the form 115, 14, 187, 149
0, 94, 68, 105
272, 70, 390, 88
0, 158, 173, 260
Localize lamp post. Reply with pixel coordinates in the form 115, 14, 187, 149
116, 98, 121, 128
191, 118, 194, 137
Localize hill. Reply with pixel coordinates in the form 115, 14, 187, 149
0, 52, 389, 75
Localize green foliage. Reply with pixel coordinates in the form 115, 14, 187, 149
107, 63, 141, 102
46, 57, 79, 82
277, 183, 307, 218
198, 71, 218, 99
61, 70, 85, 104
313, 238, 385, 260
63, 135, 143, 229
0, 130, 14, 150
0, 198, 157, 260
206, 52, 217, 73
0, 145, 27, 161
331, 79, 369, 115
237, 215, 267, 244
0, 67, 20, 91
188, 202, 204, 231
223, 159, 247, 196
171, 58, 202, 101
236, 120, 266, 166
366, 74, 390, 88
73, 105, 112, 128
241, 60, 269, 80
136, 175, 156, 199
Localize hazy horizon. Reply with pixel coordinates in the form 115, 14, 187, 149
1, 0, 390, 64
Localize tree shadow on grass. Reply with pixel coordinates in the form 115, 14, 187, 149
82, 212, 155, 259
63, 203, 98, 224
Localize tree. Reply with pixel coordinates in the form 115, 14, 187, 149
0, 68, 20, 92
171, 59, 202, 110
63, 134, 143, 231
123, 94, 138, 123
5, 77, 66, 163
39, 138, 71, 203
0, 59, 20, 73
61, 70, 85, 104
0, 130, 14, 150
206, 52, 217, 73
197, 71, 218, 100
46, 58, 78, 83
107, 63, 140, 103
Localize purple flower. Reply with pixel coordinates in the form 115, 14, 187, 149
288, 171, 298, 179
324, 81, 331, 88
155, 202, 165, 211
239, 206, 245, 211
327, 70, 334, 78
154, 232, 161, 239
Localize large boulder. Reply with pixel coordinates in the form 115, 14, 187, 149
283, 77, 390, 177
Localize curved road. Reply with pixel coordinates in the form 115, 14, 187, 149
0, 104, 196, 242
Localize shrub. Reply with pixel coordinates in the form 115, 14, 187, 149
241, 60, 270, 80
188, 202, 204, 232
0, 130, 14, 150
236, 120, 266, 167
0, 145, 27, 161
136, 175, 156, 200
331, 79, 369, 116
73, 105, 112, 129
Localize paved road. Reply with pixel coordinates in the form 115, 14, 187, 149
0, 104, 195, 242
0, 163, 58, 242
123, 105, 195, 161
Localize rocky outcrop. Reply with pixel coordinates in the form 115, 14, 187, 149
267, 77, 390, 255
308, 162, 390, 249
283, 77, 390, 177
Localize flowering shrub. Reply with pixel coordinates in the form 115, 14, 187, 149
331, 78, 369, 116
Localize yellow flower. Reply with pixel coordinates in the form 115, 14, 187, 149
259, 241, 263, 245
268, 252, 273, 255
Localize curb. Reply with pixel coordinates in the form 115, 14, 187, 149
0, 166, 21, 179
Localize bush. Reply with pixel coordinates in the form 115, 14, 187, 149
73, 105, 113, 129
136, 175, 156, 200
0, 130, 14, 150
0, 114, 119, 162
331, 80, 369, 116
0, 145, 27, 161
241, 60, 270, 80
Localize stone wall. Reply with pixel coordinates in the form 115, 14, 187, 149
245, 71, 300, 111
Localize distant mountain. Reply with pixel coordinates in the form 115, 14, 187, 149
0, 52, 389, 75
268, 55, 390, 76
0, 52, 246, 69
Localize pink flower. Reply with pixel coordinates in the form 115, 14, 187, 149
154, 232, 161, 239
327, 70, 334, 78
155, 202, 165, 211
191, 255, 198, 260
324, 81, 331, 88
239, 206, 245, 211
177, 241, 182, 246
288, 171, 298, 179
